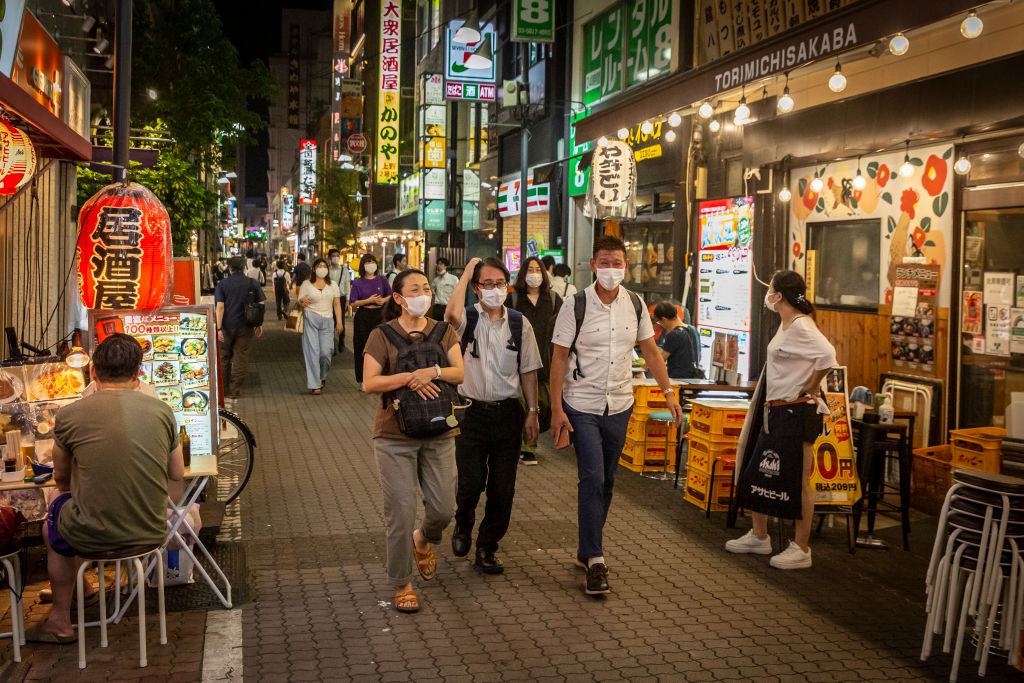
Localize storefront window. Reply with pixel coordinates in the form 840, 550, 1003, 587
957, 207, 1024, 428
966, 149, 1024, 185
806, 219, 881, 309
622, 222, 673, 300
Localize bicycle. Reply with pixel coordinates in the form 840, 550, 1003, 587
215, 408, 256, 505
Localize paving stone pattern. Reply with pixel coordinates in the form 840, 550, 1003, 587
235, 320, 1020, 682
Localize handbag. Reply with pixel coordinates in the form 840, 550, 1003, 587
285, 304, 304, 334
736, 399, 813, 519
244, 279, 265, 327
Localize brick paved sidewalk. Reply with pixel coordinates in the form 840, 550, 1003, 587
233, 320, 1020, 682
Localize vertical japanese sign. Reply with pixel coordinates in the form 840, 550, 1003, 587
588, 140, 637, 219
568, 109, 592, 197
512, 0, 555, 43
810, 367, 862, 508
375, 0, 401, 184
288, 25, 300, 129
584, 1, 675, 106
583, 6, 623, 106
282, 194, 294, 231
627, 0, 673, 87
298, 140, 317, 205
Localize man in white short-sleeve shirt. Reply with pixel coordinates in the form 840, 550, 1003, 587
550, 235, 682, 596
445, 257, 541, 574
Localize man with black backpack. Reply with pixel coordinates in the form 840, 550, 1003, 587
445, 257, 542, 575
215, 256, 265, 397
550, 236, 682, 596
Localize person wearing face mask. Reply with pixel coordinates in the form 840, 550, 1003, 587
431, 257, 459, 320
727, 270, 836, 570
549, 235, 683, 596
363, 269, 465, 613
272, 259, 292, 320
327, 248, 351, 353
506, 256, 563, 466
444, 257, 542, 573
298, 258, 343, 395
350, 254, 392, 383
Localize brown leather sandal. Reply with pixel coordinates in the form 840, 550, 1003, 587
412, 535, 437, 580
394, 588, 419, 613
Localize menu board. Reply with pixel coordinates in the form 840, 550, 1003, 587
91, 306, 217, 456
696, 197, 754, 378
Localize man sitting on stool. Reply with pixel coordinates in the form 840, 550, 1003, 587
30, 334, 184, 644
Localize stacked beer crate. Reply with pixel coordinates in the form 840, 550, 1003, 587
683, 399, 749, 512
619, 383, 678, 472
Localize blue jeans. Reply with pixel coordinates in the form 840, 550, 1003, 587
302, 311, 334, 389
564, 401, 633, 560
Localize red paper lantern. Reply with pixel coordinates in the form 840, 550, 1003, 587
76, 182, 172, 310
0, 121, 37, 195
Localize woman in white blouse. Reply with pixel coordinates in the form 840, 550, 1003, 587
299, 258, 343, 395
726, 270, 837, 570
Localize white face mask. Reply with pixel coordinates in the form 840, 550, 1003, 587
764, 291, 779, 311
436, 267, 446, 275
479, 287, 506, 309
315, 268, 329, 279
525, 272, 544, 288
596, 268, 625, 290
364, 263, 377, 275
401, 294, 431, 318
330, 257, 340, 265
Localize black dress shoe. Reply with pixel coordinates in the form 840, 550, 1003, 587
451, 530, 471, 557
585, 562, 610, 595
474, 548, 504, 574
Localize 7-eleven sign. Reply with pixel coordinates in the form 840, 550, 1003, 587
498, 176, 550, 217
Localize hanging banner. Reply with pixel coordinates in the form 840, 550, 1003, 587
287, 24, 300, 128
298, 140, 317, 205
512, 0, 555, 43
282, 194, 294, 231
375, 0, 401, 184
588, 140, 637, 219
809, 366, 862, 509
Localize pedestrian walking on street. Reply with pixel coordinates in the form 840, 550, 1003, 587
328, 248, 351, 353
215, 256, 265, 398
299, 258, 343, 395
362, 269, 465, 613
272, 260, 292, 320
551, 263, 578, 299
387, 252, 408, 286
292, 252, 312, 293
350, 254, 391, 384
549, 236, 682, 595
506, 256, 562, 466
445, 257, 541, 574
727, 270, 836, 570
431, 257, 458, 320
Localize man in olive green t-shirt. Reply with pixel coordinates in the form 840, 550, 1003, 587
32, 334, 184, 644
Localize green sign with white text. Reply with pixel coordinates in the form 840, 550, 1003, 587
512, 0, 555, 43
568, 109, 592, 197
584, 0, 674, 107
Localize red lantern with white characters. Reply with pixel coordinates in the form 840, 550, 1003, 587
0, 121, 37, 195
76, 182, 172, 310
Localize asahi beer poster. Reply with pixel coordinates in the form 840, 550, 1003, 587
810, 367, 861, 507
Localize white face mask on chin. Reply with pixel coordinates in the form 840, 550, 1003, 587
401, 294, 431, 318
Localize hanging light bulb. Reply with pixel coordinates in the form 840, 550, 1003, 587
734, 95, 750, 121
853, 169, 866, 190
777, 87, 794, 113
617, 127, 629, 139
960, 10, 983, 39
597, 136, 609, 147
698, 101, 713, 119
810, 174, 823, 193
954, 154, 972, 175
900, 141, 915, 177
778, 187, 792, 202
665, 130, 676, 142
889, 32, 910, 56
640, 120, 654, 135
828, 61, 847, 93
709, 120, 720, 133
1018, 141, 1024, 158
668, 112, 682, 127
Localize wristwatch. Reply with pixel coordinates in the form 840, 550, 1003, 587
528, 406, 539, 412
661, 388, 674, 396
433, 364, 441, 379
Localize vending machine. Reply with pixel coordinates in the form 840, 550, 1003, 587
696, 197, 754, 380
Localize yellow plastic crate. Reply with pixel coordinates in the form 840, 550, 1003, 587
689, 399, 749, 438
686, 433, 737, 476
633, 384, 673, 409
625, 416, 679, 444
683, 467, 733, 512
620, 437, 675, 470
950, 427, 1004, 473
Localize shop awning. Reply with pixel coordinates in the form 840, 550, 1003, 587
367, 211, 420, 233
572, 0, 983, 143
0, 75, 91, 162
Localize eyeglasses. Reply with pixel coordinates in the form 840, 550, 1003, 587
478, 280, 507, 290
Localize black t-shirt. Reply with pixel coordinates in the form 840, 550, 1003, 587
293, 262, 312, 287
660, 326, 698, 379
215, 272, 266, 329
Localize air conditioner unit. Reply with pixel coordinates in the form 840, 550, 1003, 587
503, 80, 525, 108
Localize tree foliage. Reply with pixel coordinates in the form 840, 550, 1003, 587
313, 161, 364, 251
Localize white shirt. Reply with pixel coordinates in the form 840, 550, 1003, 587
328, 265, 351, 297
299, 280, 341, 318
245, 266, 264, 284
765, 316, 837, 408
456, 304, 543, 402
551, 275, 578, 299
552, 284, 655, 415
432, 272, 459, 305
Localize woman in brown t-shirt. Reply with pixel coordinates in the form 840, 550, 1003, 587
362, 269, 464, 613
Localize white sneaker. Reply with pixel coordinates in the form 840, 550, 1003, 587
724, 530, 772, 555
769, 541, 812, 569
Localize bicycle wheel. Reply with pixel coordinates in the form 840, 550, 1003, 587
216, 408, 255, 505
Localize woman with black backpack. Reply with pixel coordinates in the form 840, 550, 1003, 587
362, 269, 465, 613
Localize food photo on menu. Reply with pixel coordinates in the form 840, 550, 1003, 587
180, 362, 209, 388
153, 335, 180, 359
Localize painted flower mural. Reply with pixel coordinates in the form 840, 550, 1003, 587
921, 155, 947, 197
877, 164, 890, 187
900, 188, 919, 219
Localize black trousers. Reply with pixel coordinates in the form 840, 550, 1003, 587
352, 306, 382, 383
454, 399, 525, 553
275, 290, 289, 319
333, 295, 348, 352
432, 303, 447, 321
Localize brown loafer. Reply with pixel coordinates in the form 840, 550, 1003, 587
412, 535, 437, 581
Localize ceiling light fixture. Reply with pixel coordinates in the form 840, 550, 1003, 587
777, 72, 794, 113
828, 60, 847, 93
734, 90, 750, 121
698, 101, 713, 119
640, 120, 654, 135
853, 156, 867, 190
889, 32, 910, 56
900, 140, 915, 177
709, 120, 720, 133
960, 10, 983, 39
778, 186, 792, 202
954, 136, 972, 175
668, 112, 682, 127
617, 127, 629, 139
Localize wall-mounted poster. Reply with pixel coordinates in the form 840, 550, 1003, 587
889, 263, 939, 373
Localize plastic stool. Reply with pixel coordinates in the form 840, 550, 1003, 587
0, 548, 23, 662
77, 544, 166, 669
642, 410, 677, 478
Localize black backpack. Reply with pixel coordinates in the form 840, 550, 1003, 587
460, 306, 523, 368
244, 279, 265, 327
379, 321, 462, 438
568, 289, 643, 380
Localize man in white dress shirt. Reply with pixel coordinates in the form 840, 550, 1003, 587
327, 248, 351, 353
431, 257, 459, 320
550, 235, 682, 595
446, 257, 541, 574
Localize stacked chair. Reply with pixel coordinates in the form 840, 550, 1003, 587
921, 469, 1024, 681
